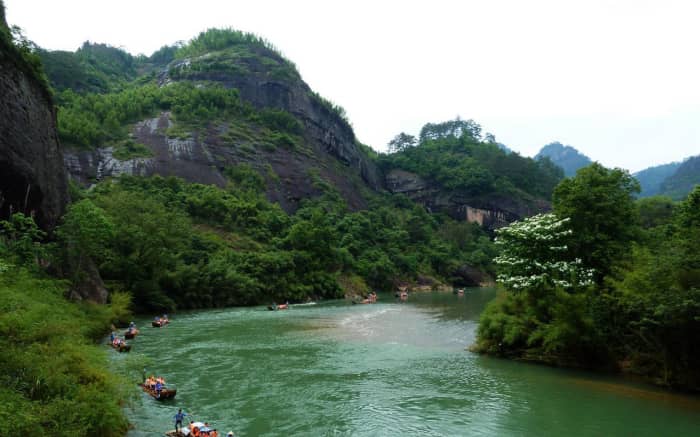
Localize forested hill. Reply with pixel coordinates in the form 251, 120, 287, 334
15, 27, 570, 313
658, 155, 700, 200
536, 142, 592, 177
41, 28, 380, 213
633, 161, 681, 197
380, 122, 563, 228
40, 29, 560, 226
634, 156, 700, 200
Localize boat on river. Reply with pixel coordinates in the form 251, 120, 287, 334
352, 298, 371, 304
139, 383, 176, 400
268, 303, 289, 311
152, 316, 169, 327
110, 341, 131, 352
165, 421, 218, 436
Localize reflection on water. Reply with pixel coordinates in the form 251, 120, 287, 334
121, 289, 700, 436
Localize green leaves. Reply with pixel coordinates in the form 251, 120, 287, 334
553, 163, 640, 282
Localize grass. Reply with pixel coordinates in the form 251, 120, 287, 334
111, 139, 153, 160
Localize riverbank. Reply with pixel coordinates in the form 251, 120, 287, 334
0, 267, 131, 436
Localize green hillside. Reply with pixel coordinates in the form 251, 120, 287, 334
659, 156, 700, 200
634, 161, 681, 197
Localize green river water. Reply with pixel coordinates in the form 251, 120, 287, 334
119, 289, 700, 436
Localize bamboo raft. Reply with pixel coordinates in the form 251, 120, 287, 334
111, 342, 131, 352
139, 383, 176, 400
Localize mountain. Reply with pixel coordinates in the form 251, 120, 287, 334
26, 27, 568, 312
381, 119, 563, 228
42, 29, 559, 229
659, 155, 700, 200
535, 142, 592, 177
46, 29, 381, 213
633, 161, 682, 197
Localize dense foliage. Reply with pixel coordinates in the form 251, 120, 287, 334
0, 214, 131, 436
381, 119, 564, 201
38, 42, 137, 93
55, 80, 304, 152
553, 163, 640, 282
659, 155, 700, 200
58, 174, 495, 311
476, 164, 700, 390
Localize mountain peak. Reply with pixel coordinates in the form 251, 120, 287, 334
535, 142, 592, 177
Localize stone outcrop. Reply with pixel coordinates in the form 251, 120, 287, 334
0, 20, 68, 230
65, 111, 373, 212
162, 49, 382, 190
386, 169, 548, 230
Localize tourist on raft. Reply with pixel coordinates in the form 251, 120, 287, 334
174, 409, 187, 433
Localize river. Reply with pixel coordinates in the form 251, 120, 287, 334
120, 288, 700, 436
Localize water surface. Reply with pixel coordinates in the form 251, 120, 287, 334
121, 289, 700, 436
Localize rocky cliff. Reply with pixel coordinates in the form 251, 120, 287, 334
0, 7, 108, 303
386, 169, 548, 229
0, 12, 68, 229
63, 42, 382, 212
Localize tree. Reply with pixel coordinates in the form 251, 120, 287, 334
0, 213, 46, 266
418, 117, 482, 143
56, 199, 114, 278
387, 132, 417, 153
675, 186, 700, 289
553, 163, 640, 283
494, 213, 594, 293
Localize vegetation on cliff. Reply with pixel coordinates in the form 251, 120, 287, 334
0, 0, 51, 98
381, 119, 564, 202
475, 164, 700, 390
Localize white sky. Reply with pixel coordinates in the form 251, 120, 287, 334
5, 0, 700, 172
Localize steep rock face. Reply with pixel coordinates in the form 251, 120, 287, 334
64, 46, 382, 212
386, 169, 548, 229
0, 32, 68, 230
65, 112, 372, 212
162, 50, 382, 190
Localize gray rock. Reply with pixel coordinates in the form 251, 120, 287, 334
0, 35, 68, 230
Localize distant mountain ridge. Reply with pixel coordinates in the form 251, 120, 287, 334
633, 162, 682, 197
658, 155, 700, 200
535, 142, 592, 177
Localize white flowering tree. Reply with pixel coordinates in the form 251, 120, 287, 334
494, 213, 594, 293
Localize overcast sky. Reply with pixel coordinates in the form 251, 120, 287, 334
5, 0, 699, 171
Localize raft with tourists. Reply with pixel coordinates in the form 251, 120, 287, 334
267, 303, 289, 311
166, 421, 220, 437
125, 321, 139, 339
153, 315, 170, 327
110, 339, 131, 352
354, 291, 378, 304
140, 376, 176, 400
